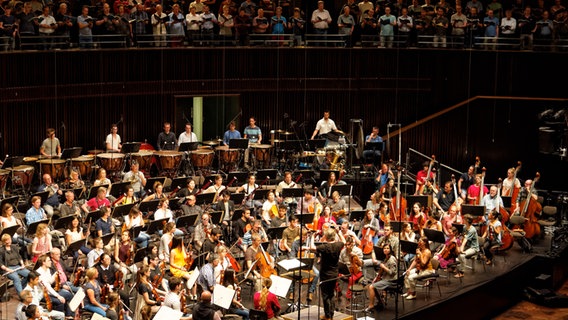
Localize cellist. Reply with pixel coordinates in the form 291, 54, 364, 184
480, 185, 504, 220
245, 233, 273, 291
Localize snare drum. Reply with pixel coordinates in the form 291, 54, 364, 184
97, 153, 125, 172
154, 151, 183, 170
131, 151, 154, 172
38, 159, 66, 181
252, 144, 273, 162
216, 146, 241, 165
71, 155, 95, 178
190, 150, 215, 168
10, 165, 35, 188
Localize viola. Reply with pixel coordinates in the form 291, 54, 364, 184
114, 270, 124, 290
349, 253, 362, 275
73, 269, 85, 286
152, 261, 167, 289
43, 284, 53, 311
101, 284, 110, 302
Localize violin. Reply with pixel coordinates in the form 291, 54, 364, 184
101, 284, 110, 302
440, 241, 457, 260
42, 283, 53, 311
54, 271, 61, 291
151, 282, 163, 302
152, 261, 167, 289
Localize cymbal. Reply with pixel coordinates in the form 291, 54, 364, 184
335, 130, 346, 136
202, 140, 220, 146
272, 139, 283, 143
281, 131, 294, 135
270, 129, 285, 134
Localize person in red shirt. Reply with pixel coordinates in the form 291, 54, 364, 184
253, 277, 281, 320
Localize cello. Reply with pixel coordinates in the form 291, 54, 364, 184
419, 155, 436, 195
255, 242, 277, 278
496, 178, 510, 224
518, 173, 542, 240
496, 178, 514, 251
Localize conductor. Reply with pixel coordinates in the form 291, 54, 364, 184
316, 227, 344, 320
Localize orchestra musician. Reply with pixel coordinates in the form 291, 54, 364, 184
66, 169, 86, 194
456, 214, 480, 278
260, 191, 278, 228
176, 178, 198, 200
327, 191, 348, 224
94, 206, 115, 238
366, 243, 398, 312
466, 175, 488, 204
365, 191, 382, 216
0, 234, 30, 296
197, 253, 220, 293
105, 124, 122, 152
319, 171, 344, 202
153, 198, 175, 224
204, 175, 227, 203
123, 206, 150, 248
425, 210, 443, 231
214, 246, 230, 283
201, 227, 223, 262
243, 117, 262, 167
433, 226, 461, 269
315, 228, 344, 320
156, 121, 177, 151
37, 174, 63, 218
222, 121, 242, 146
87, 237, 105, 268
375, 163, 394, 190
169, 236, 198, 299
193, 212, 214, 252
96, 253, 131, 310
114, 230, 137, 285
242, 219, 268, 249
481, 210, 502, 266
221, 269, 249, 319
31, 224, 52, 263
502, 167, 521, 197
123, 162, 146, 199
93, 169, 115, 203
134, 265, 162, 320
180, 194, 203, 218
60, 190, 82, 217
118, 186, 138, 206
178, 122, 198, 145
233, 209, 252, 248
363, 126, 384, 166
480, 185, 504, 219
82, 187, 111, 214
271, 205, 288, 227
253, 277, 280, 320
36, 255, 74, 317
513, 179, 539, 214
22, 272, 65, 320
433, 181, 456, 215
142, 181, 167, 202
338, 235, 363, 299
310, 110, 338, 140
275, 171, 298, 206
244, 233, 268, 291
338, 221, 359, 245
39, 128, 61, 158
193, 291, 222, 320
414, 161, 435, 195
380, 178, 397, 203
458, 165, 476, 199
404, 236, 434, 300
317, 206, 337, 233
159, 222, 176, 263
359, 209, 380, 245
279, 216, 300, 257
410, 202, 428, 235
296, 188, 320, 215
214, 189, 235, 231
376, 224, 400, 258
50, 248, 79, 294
237, 175, 262, 208
163, 277, 192, 320
2, 203, 32, 260
17, 288, 63, 320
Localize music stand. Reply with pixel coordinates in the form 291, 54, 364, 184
71, 187, 84, 200
231, 193, 245, 205
400, 239, 418, 253
501, 196, 512, 209
196, 192, 215, 205
282, 188, 304, 199
139, 199, 160, 213
364, 142, 383, 152
121, 142, 141, 154
319, 170, 340, 183
111, 203, 135, 219
293, 170, 315, 183
283, 140, 303, 153
373, 245, 386, 261
170, 177, 188, 191
0, 196, 19, 209
101, 233, 114, 246
349, 210, 366, 222
232, 209, 243, 221
30, 191, 49, 206
228, 138, 249, 150
130, 225, 143, 239
260, 241, 270, 251
452, 223, 465, 234
133, 247, 147, 264
61, 147, 83, 160
227, 172, 249, 185
54, 215, 76, 231
146, 177, 166, 192
423, 229, 446, 245
0, 225, 19, 238
252, 189, 270, 201
169, 197, 182, 211
307, 139, 326, 151
257, 169, 278, 181
266, 226, 286, 240
461, 204, 485, 217
390, 221, 412, 233
176, 214, 198, 230
147, 218, 169, 235
87, 184, 109, 199
84, 209, 102, 223
26, 219, 49, 236
1, 156, 24, 169
405, 195, 430, 210
330, 184, 353, 198
64, 239, 86, 257
110, 182, 130, 198
293, 213, 315, 225
179, 142, 199, 152
210, 211, 223, 225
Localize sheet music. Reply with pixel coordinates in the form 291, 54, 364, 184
269, 275, 292, 298
277, 258, 305, 271
69, 287, 85, 312
154, 306, 183, 320
91, 313, 111, 320
187, 267, 200, 289
212, 283, 236, 310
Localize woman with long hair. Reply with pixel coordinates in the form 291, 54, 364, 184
65, 215, 92, 261
31, 223, 52, 262
222, 269, 249, 319
83, 267, 109, 316
134, 265, 161, 320
253, 277, 280, 320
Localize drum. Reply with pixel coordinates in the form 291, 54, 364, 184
190, 150, 215, 168
71, 155, 95, 178
216, 146, 241, 165
38, 159, 66, 181
131, 151, 154, 172
23, 156, 39, 166
10, 165, 34, 188
97, 153, 125, 172
0, 169, 9, 190
252, 144, 273, 162
154, 151, 183, 170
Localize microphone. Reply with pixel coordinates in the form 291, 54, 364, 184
290, 120, 297, 126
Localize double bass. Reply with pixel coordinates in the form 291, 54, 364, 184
496, 178, 514, 251
518, 173, 542, 240
389, 166, 407, 222
418, 155, 436, 195
504, 161, 522, 213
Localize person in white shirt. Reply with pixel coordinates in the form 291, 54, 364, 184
105, 124, 122, 152
311, 110, 338, 139
178, 122, 198, 145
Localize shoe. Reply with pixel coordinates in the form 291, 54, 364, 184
307, 292, 314, 301
402, 292, 409, 297
486, 260, 492, 265
406, 294, 416, 300
288, 293, 294, 300
364, 306, 373, 313
455, 272, 464, 278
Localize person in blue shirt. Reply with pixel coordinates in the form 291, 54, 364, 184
271, 6, 287, 34
363, 126, 384, 166
223, 121, 242, 146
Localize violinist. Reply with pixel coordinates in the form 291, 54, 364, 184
315, 228, 344, 320
0, 234, 30, 296
50, 248, 79, 294
1, 203, 31, 260
400, 222, 417, 266
513, 179, 539, 214
147, 254, 167, 292
366, 244, 398, 312
154, 198, 175, 223
59, 190, 82, 217
376, 225, 400, 258
410, 202, 428, 235
466, 175, 488, 205
339, 236, 363, 299
114, 230, 137, 286
84, 268, 108, 317
123, 162, 146, 199
317, 206, 337, 234
22, 304, 43, 320
159, 222, 176, 263
23, 272, 65, 320
433, 226, 461, 269
124, 206, 150, 249
260, 191, 278, 228
280, 216, 300, 257
134, 265, 162, 319
194, 212, 214, 252
502, 167, 521, 197
456, 214, 480, 278
17, 289, 64, 320
203, 175, 227, 203
197, 253, 221, 292
96, 253, 131, 308
404, 236, 433, 300
221, 269, 249, 319
480, 185, 504, 218
237, 175, 261, 208
87, 237, 105, 268
169, 236, 198, 299
233, 209, 252, 248
338, 221, 360, 246
214, 245, 230, 283
433, 181, 456, 215
106, 292, 131, 320
36, 255, 74, 317
163, 277, 192, 320
441, 205, 463, 237
319, 171, 344, 203
425, 211, 443, 232
328, 191, 348, 224
202, 227, 223, 262
481, 210, 502, 266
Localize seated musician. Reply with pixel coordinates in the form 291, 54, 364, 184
441, 205, 463, 237
94, 206, 115, 239
400, 222, 417, 265
147, 254, 168, 296
410, 202, 428, 235
481, 210, 502, 266
0, 234, 30, 296
327, 191, 348, 224
106, 292, 132, 320
170, 237, 198, 299
296, 188, 320, 215
35, 254, 74, 317
433, 181, 456, 215
180, 194, 203, 218
193, 291, 222, 320
414, 162, 435, 195
242, 219, 268, 249
87, 237, 105, 268
253, 278, 281, 320
317, 206, 337, 234
96, 253, 131, 308
380, 178, 397, 203
2, 203, 31, 260
201, 227, 223, 262
271, 205, 288, 228
338, 221, 360, 246
159, 222, 176, 263
425, 211, 443, 231
289, 229, 319, 301
260, 191, 278, 228
123, 162, 146, 199
214, 190, 234, 240
433, 226, 461, 269
65, 216, 91, 262
338, 236, 364, 299
466, 175, 487, 204
363, 126, 383, 166
420, 176, 439, 196
513, 179, 539, 214
404, 236, 434, 300
237, 175, 262, 208
245, 234, 271, 291
66, 169, 86, 194
319, 171, 344, 203
117, 187, 138, 206
142, 181, 166, 202
22, 272, 65, 320
366, 191, 382, 216
279, 216, 300, 257
359, 209, 381, 245
114, 230, 137, 285
50, 248, 79, 294
502, 167, 521, 198
204, 175, 226, 203
456, 214, 480, 278
154, 198, 174, 223
194, 212, 214, 252
60, 190, 82, 217
26, 196, 48, 226
214, 245, 231, 283
197, 253, 221, 293
134, 265, 162, 319
221, 269, 249, 318
124, 206, 150, 248
480, 185, 504, 218
375, 163, 395, 190
176, 178, 198, 202
275, 171, 299, 206
31, 223, 52, 263
233, 209, 252, 248
376, 225, 400, 258
93, 169, 115, 203
366, 243, 398, 311
163, 277, 192, 320
82, 187, 111, 214
16, 289, 60, 320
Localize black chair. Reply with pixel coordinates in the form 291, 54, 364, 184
249, 309, 268, 320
